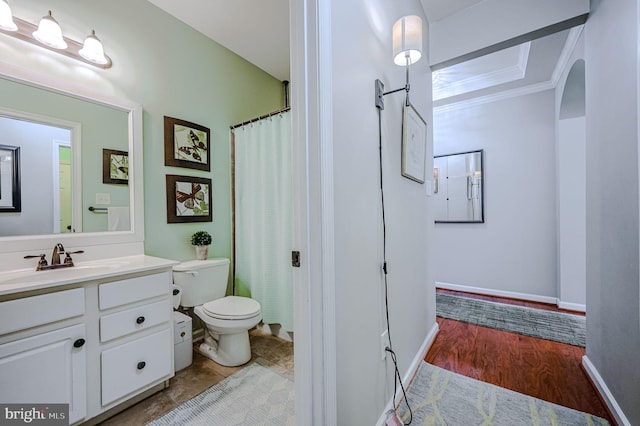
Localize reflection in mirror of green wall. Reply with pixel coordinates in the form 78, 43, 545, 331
0, 77, 129, 234
59, 145, 71, 162
2, 0, 284, 266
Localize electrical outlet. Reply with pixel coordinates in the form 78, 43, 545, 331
381, 329, 389, 360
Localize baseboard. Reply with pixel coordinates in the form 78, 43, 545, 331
376, 322, 439, 426
436, 281, 558, 305
582, 355, 631, 426
557, 300, 586, 313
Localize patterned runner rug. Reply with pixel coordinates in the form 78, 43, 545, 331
436, 293, 586, 346
147, 362, 294, 426
398, 362, 609, 425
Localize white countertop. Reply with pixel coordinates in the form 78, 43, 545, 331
0, 255, 178, 297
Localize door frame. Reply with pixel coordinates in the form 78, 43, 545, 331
291, 0, 337, 423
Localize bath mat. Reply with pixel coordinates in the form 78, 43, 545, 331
147, 362, 294, 426
436, 293, 586, 346
397, 362, 609, 425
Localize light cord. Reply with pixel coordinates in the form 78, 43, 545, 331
378, 105, 412, 424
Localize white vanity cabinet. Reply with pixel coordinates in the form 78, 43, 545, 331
0, 325, 87, 424
0, 256, 177, 425
0, 289, 87, 425
0, 325, 87, 423
97, 273, 173, 407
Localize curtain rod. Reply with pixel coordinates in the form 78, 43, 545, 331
230, 107, 291, 130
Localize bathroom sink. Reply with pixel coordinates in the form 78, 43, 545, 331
0, 261, 121, 286
0, 255, 177, 296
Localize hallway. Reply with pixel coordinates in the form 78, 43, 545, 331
426, 290, 613, 423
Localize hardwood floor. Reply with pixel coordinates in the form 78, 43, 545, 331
426, 290, 614, 424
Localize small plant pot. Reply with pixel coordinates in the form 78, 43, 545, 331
195, 245, 209, 260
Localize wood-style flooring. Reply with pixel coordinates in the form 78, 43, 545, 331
426, 289, 614, 424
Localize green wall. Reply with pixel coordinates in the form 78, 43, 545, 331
5, 0, 283, 261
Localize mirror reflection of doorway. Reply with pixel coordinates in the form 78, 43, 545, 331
0, 113, 75, 236
52, 139, 72, 233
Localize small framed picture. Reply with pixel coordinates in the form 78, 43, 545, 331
0, 145, 21, 212
401, 103, 427, 183
102, 149, 129, 184
166, 174, 212, 223
164, 116, 210, 171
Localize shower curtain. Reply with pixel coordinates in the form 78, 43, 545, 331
233, 111, 293, 332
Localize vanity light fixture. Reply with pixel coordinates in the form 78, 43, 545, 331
375, 14, 423, 110
0, 3, 112, 68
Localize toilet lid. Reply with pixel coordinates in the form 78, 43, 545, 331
202, 296, 261, 320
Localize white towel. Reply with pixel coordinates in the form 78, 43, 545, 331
107, 206, 130, 231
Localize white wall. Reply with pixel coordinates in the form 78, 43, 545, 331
330, 0, 435, 423
584, 0, 640, 422
0, 117, 70, 236
433, 91, 558, 299
557, 117, 586, 307
555, 31, 586, 311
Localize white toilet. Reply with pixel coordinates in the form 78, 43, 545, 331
172, 258, 262, 367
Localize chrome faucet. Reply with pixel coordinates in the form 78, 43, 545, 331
24, 244, 84, 271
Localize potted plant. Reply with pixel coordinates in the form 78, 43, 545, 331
191, 230, 212, 260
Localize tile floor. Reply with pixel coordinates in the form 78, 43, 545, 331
99, 328, 294, 425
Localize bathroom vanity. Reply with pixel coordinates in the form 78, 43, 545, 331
0, 255, 177, 425
0, 43, 176, 425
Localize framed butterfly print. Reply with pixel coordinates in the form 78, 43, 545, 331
102, 149, 129, 184
166, 174, 212, 223
164, 116, 211, 171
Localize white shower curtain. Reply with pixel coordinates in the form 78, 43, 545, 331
233, 111, 293, 332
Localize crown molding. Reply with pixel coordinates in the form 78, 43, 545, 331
434, 26, 584, 114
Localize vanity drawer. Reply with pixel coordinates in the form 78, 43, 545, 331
99, 272, 171, 310
0, 288, 84, 335
100, 299, 171, 342
101, 328, 172, 406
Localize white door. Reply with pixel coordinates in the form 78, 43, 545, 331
0, 324, 87, 424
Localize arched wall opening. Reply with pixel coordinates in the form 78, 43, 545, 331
557, 59, 587, 310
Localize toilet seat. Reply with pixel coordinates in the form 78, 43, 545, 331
202, 296, 261, 320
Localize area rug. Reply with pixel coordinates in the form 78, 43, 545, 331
436, 293, 586, 347
397, 362, 608, 425
147, 362, 294, 426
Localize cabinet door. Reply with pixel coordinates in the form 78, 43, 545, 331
0, 324, 86, 425
101, 328, 172, 406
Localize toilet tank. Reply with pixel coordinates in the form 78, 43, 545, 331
172, 258, 230, 307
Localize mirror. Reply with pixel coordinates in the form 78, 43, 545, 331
434, 149, 484, 223
0, 78, 130, 236
0, 63, 143, 254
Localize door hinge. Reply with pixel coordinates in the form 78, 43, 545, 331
292, 251, 301, 268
